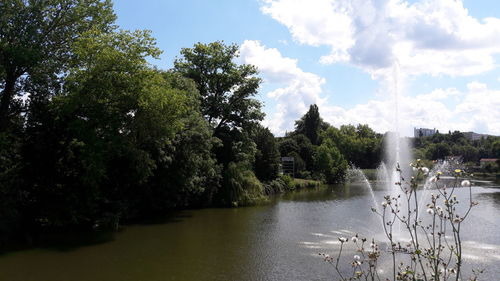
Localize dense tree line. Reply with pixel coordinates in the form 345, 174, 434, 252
0, 1, 385, 245
413, 131, 500, 163
278, 104, 383, 182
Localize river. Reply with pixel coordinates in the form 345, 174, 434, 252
0, 180, 499, 281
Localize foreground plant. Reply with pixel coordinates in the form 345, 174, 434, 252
321, 160, 482, 281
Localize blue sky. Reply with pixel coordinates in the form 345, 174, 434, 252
114, 0, 500, 136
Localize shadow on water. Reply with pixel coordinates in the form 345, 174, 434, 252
127, 210, 193, 225
0, 230, 116, 255
0, 210, 193, 255
476, 190, 500, 207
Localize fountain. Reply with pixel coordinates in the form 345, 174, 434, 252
345, 61, 430, 238
346, 167, 381, 215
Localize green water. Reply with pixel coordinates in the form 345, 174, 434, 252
1, 183, 500, 281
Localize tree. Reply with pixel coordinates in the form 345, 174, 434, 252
0, 0, 116, 130
20, 29, 195, 228
295, 104, 323, 145
278, 137, 299, 157
320, 124, 382, 169
426, 143, 451, 160
293, 134, 316, 172
493, 140, 500, 158
253, 126, 280, 182
174, 41, 264, 134
315, 139, 348, 183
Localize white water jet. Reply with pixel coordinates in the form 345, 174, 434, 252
416, 160, 450, 220
382, 61, 413, 237
347, 167, 381, 214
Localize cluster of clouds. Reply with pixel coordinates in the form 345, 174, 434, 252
321, 82, 500, 136
261, 0, 500, 77
239, 0, 500, 136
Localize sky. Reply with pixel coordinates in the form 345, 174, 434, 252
113, 0, 500, 137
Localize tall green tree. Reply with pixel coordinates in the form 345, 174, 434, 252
315, 139, 348, 183
0, 0, 116, 130
20, 29, 197, 229
253, 126, 280, 182
174, 41, 264, 135
295, 104, 323, 145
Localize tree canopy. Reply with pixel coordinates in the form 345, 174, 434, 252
0, 0, 116, 130
174, 41, 264, 134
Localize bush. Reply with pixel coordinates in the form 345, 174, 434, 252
263, 178, 286, 195
223, 162, 266, 207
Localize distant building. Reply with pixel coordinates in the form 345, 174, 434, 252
281, 157, 295, 177
463, 132, 491, 141
479, 158, 498, 168
414, 127, 436, 138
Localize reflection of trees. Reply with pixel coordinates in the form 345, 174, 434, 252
476, 191, 500, 207
280, 184, 371, 202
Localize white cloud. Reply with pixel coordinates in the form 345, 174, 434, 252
240, 40, 326, 134
262, 0, 354, 62
321, 82, 500, 136
240, 40, 500, 136
262, 0, 500, 77
253, 0, 500, 136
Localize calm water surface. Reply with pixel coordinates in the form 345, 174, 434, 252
1, 181, 499, 281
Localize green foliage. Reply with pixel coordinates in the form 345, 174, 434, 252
263, 178, 287, 194
493, 140, 500, 158
278, 134, 316, 175
19, 29, 192, 228
174, 41, 264, 134
0, 0, 116, 130
414, 131, 499, 163
278, 105, 381, 183
295, 104, 324, 145
425, 143, 451, 160
280, 174, 294, 188
278, 137, 300, 157
293, 134, 316, 171
174, 41, 269, 207
223, 162, 266, 207
322, 124, 382, 168
290, 178, 322, 189
315, 139, 348, 184
253, 126, 280, 182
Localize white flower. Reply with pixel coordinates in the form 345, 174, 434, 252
382, 201, 388, 208
370, 242, 376, 248
429, 176, 437, 183
352, 236, 358, 243
353, 255, 360, 261
421, 167, 429, 174
426, 208, 434, 215
412, 167, 418, 172
461, 180, 471, 187
338, 237, 348, 243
